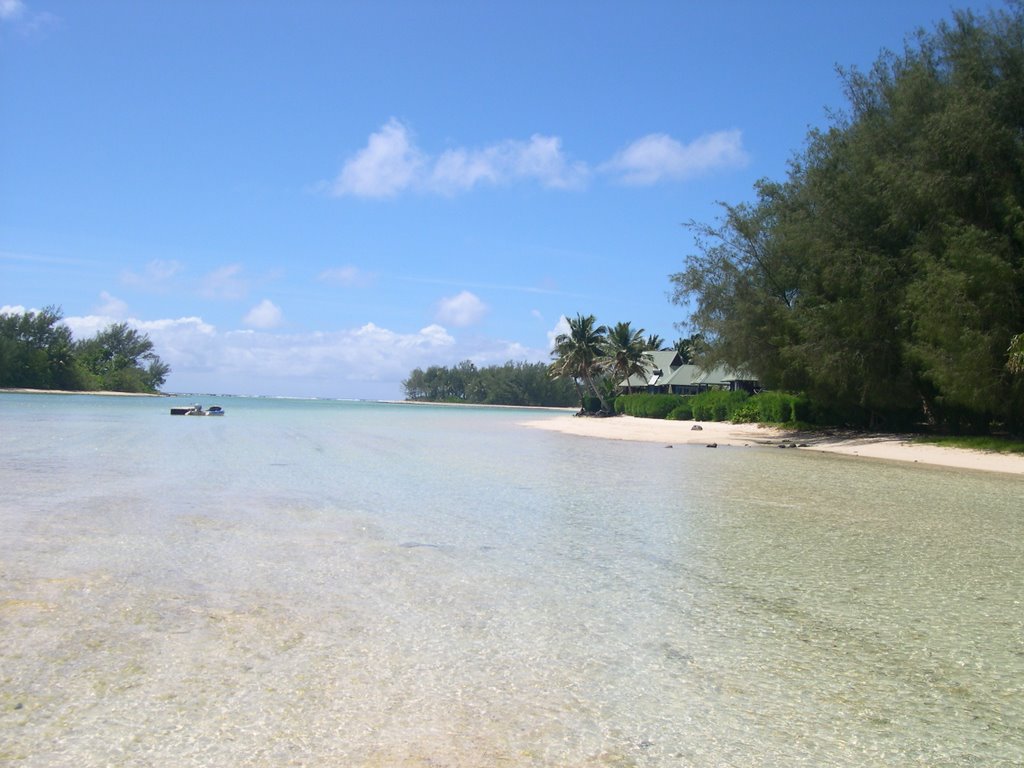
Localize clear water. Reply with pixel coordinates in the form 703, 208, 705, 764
1, 393, 1021, 766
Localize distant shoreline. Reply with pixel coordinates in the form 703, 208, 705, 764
521, 414, 1024, 476
381, 399, 578, 412
0, 388, 162, 398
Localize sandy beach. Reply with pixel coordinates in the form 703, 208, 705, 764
522, 414, 1024, 476
0, 387, 162, 397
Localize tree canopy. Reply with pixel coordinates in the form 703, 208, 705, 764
0, 307, 170, 393
403, 360, 577, 407
671, 6, 1024, 432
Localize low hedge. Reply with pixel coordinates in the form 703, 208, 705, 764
733, 391, 809, 424
690, 390, 749, 421
615, 389, 811, 425
615, 393, 686, 419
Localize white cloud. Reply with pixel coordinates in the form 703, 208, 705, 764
318, 265, 373, 287
330, 118, 425, 198
508, 134, 588, 190
327, 121, 750, 198
60, 314, 121, 339
429, 134, 587, 194
603, 130, 749, 185
243, 299, 283, 329
435, 290, 487, 328
329, 120, 587, 198
1, 304, 29, 315
55, 310, 556, 399
96, 291, 128, 318
167, 321, 460, 396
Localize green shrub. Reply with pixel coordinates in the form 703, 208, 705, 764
667, 402, 693, 420
729, 400, 761, 423
615, 390, 815, 424
690, 390, 749, 421
740, 391, 812, 424
753, 391, 786, 422
615, 393, 686, 419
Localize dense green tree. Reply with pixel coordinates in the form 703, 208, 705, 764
0, 307, 83, 389
0, 309, 170, 393
74, 322, 169, 393
671, 5, 1024, 431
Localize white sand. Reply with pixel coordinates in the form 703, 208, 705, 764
1, 388, 162, 397
521, 414, 1024, 476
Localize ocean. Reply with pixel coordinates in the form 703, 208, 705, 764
1, 393, 1021, 766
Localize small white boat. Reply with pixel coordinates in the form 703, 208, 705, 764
170, 404, 225, 416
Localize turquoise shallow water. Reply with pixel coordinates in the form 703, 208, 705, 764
1, 393, 1022, 766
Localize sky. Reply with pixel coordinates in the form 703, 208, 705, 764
1, 0, 1002, 399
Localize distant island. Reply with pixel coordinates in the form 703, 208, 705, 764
0, 306, 170, 395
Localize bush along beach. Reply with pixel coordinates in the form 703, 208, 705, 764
615, 391, 810, 427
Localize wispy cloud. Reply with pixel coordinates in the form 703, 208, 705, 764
318, 265, 374, 287
602, 130, 749, 185
435, 290, 487, 328
0, 0, 24, 20
0, 0, 59, 35
396, 273, 580, 298
0, 249, 101, 267
199, 264, 248, 300
121, 259, 184, 290
328, 119, 587, 199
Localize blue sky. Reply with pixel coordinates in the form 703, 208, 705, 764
1, 1, 999, 398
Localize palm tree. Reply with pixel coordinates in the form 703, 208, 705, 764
643, 333, 666, 351
550, 313, 609, 411
604, 321, 648, 394
673, 333, 706, 364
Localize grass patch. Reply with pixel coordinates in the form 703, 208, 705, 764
914, 435, 1024, 454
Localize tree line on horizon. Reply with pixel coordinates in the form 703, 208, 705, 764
404, 328, 702, 409
403, 360, 577, 406
672, 6, 1024, 433
0, 306, 170, 393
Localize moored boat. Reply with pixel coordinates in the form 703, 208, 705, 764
170, 404, 225, 416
